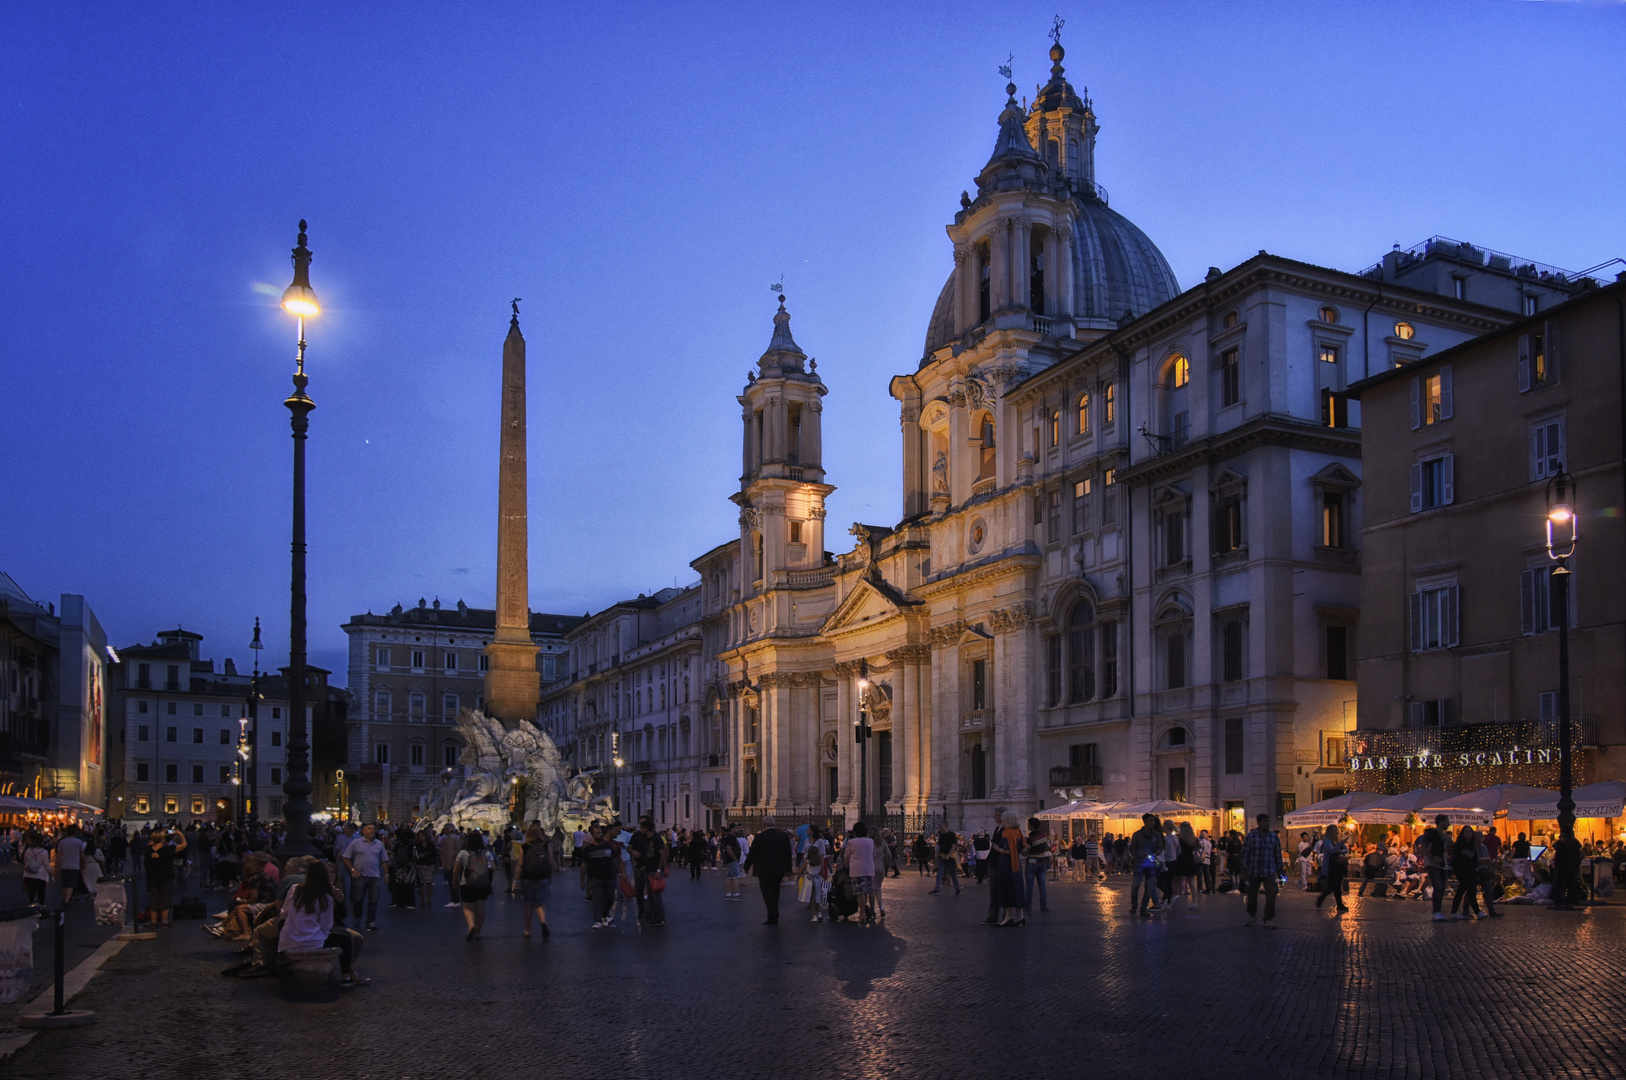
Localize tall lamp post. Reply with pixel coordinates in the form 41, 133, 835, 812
1544, 470, 1578, 850
854, 660, 873, 826
278, 221, 321, 857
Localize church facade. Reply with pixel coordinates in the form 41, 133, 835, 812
702, 36, 1520, 832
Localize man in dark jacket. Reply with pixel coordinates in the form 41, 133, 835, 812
741, 815, 794, 925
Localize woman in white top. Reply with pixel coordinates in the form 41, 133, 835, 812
799, 831, 831, 922
20, 831, 50, 906
840, 822, 878, 925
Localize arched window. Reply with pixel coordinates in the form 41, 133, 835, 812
976, 415, 996, 482
1160, 355, 1191, 448
751, 531, 764, 584
1049, 410, 1060, 447
1076, 391, 1090, 435
1158, 604, 1192, 689
1104, 383, 1116, 425
1222, 310, 1239, 329
1167, 353, 1191, 388
1067, 602, 1096, 703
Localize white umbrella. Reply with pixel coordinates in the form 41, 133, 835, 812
1415, 785, 1559, 827
1353, 789, 1460, 826
1507, 781, 1626, 821
1110, 800, 1218, 820
1283, 791, 1387, 829
1035, 799, 1094, 821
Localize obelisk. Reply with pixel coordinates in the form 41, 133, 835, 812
484, 300, 540, 726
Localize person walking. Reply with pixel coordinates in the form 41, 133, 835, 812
1173, 822, 1200, 911
1417, 815, 1453, 921
930, 824, 962, 895
143, 826, 187, 928
438, 824, 462, 909
518, 824, 557, 939
1449, 825, 1483, 920
631, 818, 669, 927
20, 830, 50, 905
53, 823, 87, 904
743, 815, 795, 925
342, 822, 388, 931
1241, 814, 1284, 929
579, 823, 624, 929
413, 828, 438, 909
838, 821, 879, 926
798, 828, 831, 922
1313, 825, 1350, 916
987, 813, 1025, 927
721, 825, 746, 901
1128, 814, 1164, 918
388, 826, 418, 909
1023, 818, 1051, 915
686, 829, 708, 881
453, 832, 495, 941
980, 807, 1009, 924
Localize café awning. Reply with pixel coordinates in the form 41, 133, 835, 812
1283, 791, 1387, 829
1035, 799, 1105, 821
1107, 800, 1218, 820
1352, 789, 1461, 825
1414, 785, 1559, 827
1507, 781, 1626, 821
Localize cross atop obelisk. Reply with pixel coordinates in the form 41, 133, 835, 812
484, 302, 540, 726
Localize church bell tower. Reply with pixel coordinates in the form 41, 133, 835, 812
732, 293, 832, 596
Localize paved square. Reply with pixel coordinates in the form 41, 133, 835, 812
6, 869, 1623, 1080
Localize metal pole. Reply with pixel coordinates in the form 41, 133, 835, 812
1555, 564, 1575, 844
51, 908, 65, 1016
281, 313, 318, 856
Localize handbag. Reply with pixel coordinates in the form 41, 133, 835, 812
618, 877, 636, 898
649, 873, 667, 893
797, 873, 814, 905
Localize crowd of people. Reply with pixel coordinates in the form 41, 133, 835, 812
3, 804, 1619, 989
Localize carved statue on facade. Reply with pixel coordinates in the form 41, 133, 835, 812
932, 450, 950, 494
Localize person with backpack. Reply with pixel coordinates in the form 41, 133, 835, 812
1417, 815, 1453, 921
454, 832, 495, 941
517, 825, 557, 939
1128, 814, 1164, 918
930, 825, 962, 895
630, 818, 669, 926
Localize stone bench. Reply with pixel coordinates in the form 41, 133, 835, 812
281, 947, 341, 999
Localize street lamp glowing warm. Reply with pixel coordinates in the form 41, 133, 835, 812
281, 220, 320, 318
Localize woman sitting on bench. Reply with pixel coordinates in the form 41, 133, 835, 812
243, 860, 367, 985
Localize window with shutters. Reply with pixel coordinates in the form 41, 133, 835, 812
1530, 417, 1565, 481
1410, 454, 1453, 512
1321, 388, 1350, 428
1224, 718, 1244, 774
1409, 584, 1459, 651
1408, 699, 1452, 729
1520, 566, 1572, 635
1321, 492, 1347, 548
1518, 325, 1558, 391
1220, 347, 1240, 407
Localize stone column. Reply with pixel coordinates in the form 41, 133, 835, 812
1014, 223, 1030, 312
991, 604, 1037, 806
833, 662, 854, 816
885, 662, 905, 814
728, 689, 743, 811
954, 244, 973, 336
769, 674, 792, 812
899, 403, 921, 521
948, 381, 969, 505
805, 398, 823, 475
991, 219, 1010, 311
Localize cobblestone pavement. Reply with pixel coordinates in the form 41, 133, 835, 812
6, 867, 1625, 1080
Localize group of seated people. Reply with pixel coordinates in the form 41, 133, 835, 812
208, 855, 369, 986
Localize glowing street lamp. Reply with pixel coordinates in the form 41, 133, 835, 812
1544, 470, 1578, 878
277, 222, 321, 857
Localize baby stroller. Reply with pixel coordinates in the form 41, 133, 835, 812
827, 866, 859, 922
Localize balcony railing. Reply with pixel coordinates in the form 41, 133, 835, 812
1049, 764, 1103, 788
1031, 315, 1051, 336
782, 567, 835, 590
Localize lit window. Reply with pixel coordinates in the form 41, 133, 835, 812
1222, 311, 1239, 329
1319, 306, 1339, 324
1076, 392, 1090, 434
1071, 479, 1090, 534
134, 796, 150, 815
1169, 354, 1190, 388
1422, 373, 1444, 425
163, 796, 178, 816
1321, 492, 1346, 548
1318, 345, 1339, 365
1104, 384, 1115, 424
1395, 321, 1415, 340
1049, 411, 1060, 447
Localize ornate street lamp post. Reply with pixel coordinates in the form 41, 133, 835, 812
278, 221, 321, 857
854, 660, 873, 826
247, 617, 262, 826
1544, 471, 1578, 852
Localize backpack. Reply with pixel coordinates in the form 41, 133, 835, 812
463, 853, 491, 888
522, 843, 552, 880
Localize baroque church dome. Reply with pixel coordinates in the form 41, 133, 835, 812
923, 42, 1179, 356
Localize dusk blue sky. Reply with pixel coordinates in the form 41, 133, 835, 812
4, 3, 1622, 682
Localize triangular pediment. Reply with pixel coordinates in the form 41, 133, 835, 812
1312, 462, 1362, 489
823, 577, 907, 636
